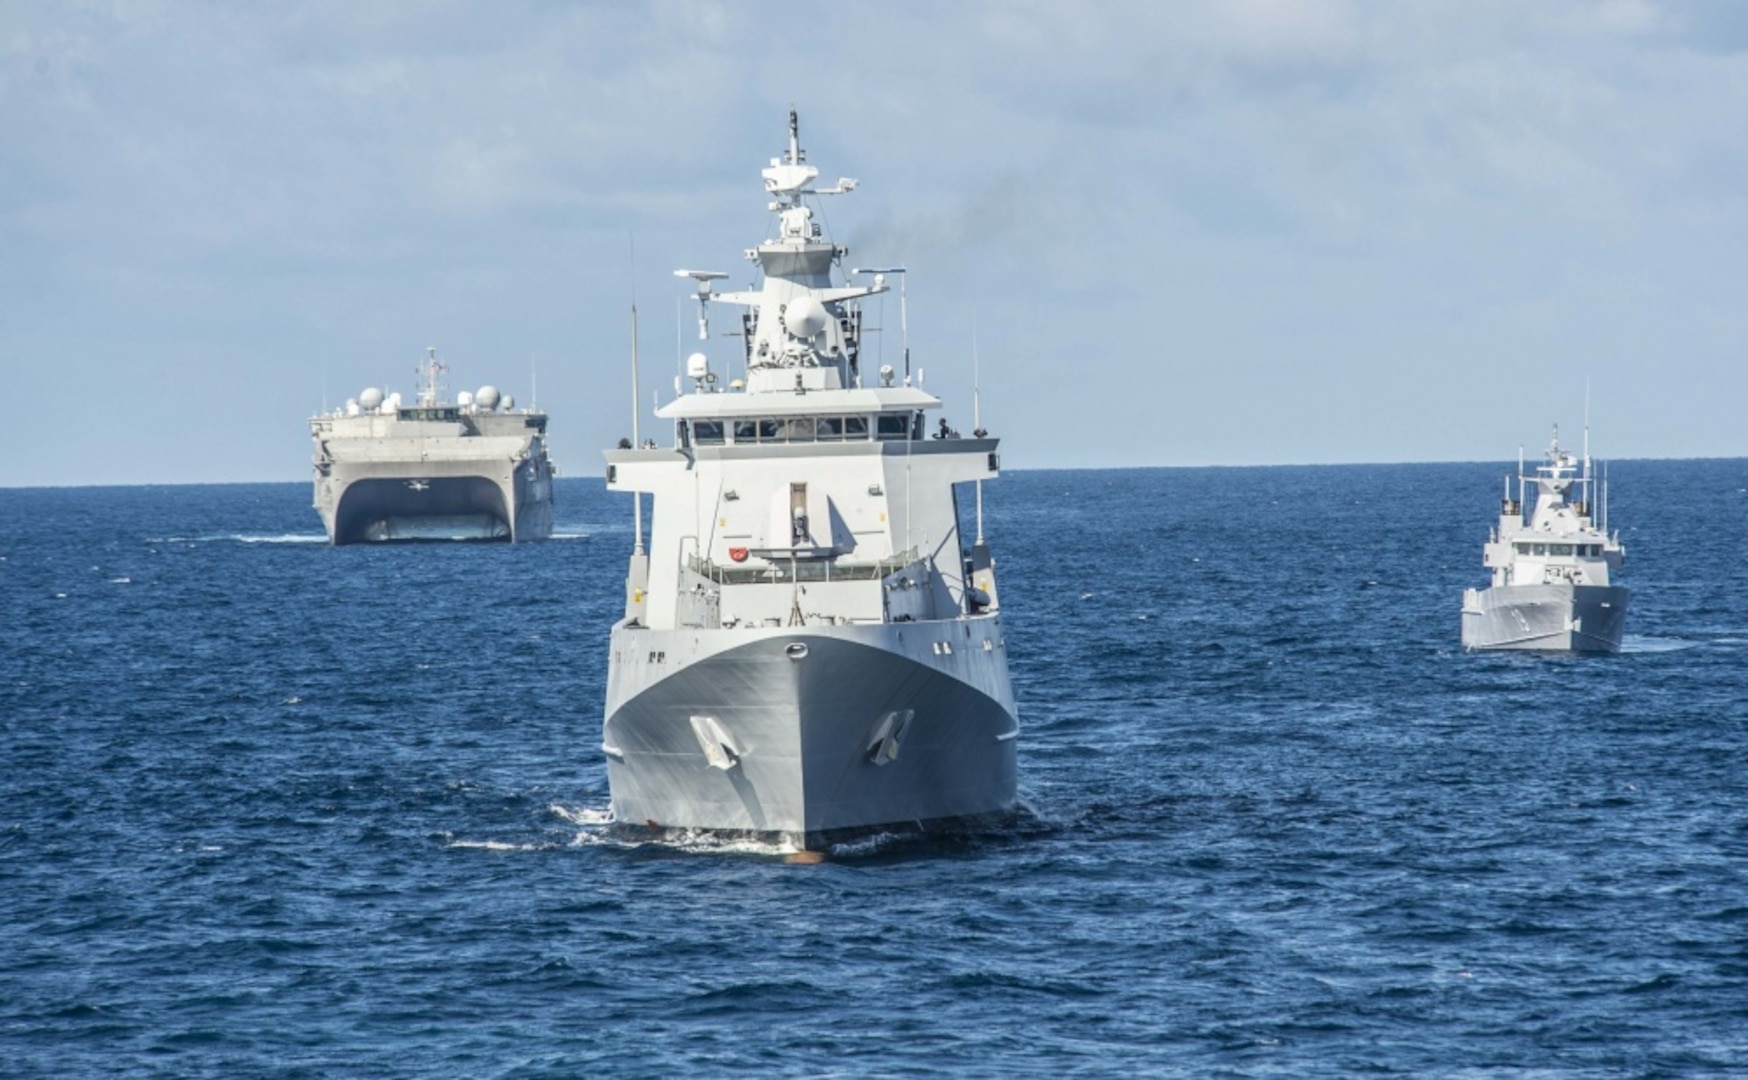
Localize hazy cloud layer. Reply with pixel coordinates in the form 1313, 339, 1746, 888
3, 0, 1746, 484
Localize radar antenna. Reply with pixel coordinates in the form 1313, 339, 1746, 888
674, 269, 728, 340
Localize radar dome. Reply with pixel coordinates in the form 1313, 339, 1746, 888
785, 296, 829, 339
359, 387, 385, 410
475, 385, 501, 410
502, 394, 515, 410
686, 352, 710, 379
456, 390, 474, 408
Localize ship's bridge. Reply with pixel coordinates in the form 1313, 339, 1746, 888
657, 386, 940, 447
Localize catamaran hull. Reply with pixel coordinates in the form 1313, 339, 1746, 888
1462, 583, 1629, 653
315, 460, 553, 545
602, 617, 1018, 846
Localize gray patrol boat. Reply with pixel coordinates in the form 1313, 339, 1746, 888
310, 348, 554, 544
600, 112, 1019, 848
1461, 427, 1627, 652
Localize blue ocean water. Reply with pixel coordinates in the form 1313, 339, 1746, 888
4, 462, 1748, 1078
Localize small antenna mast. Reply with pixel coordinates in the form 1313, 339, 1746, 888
900, 270, 911, 382
973, 316, 985, 545
1583, 377, 1593, 509
1517, 443, 1525, 511
630, 236, 644, 557
419, 346, 446, 407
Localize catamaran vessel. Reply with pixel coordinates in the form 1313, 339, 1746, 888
310, 348, 554, 544
600, 112, 1019, 847
1461, 427, 1627, 652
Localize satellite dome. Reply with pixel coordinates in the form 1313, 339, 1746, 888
359, 387, 385, 410
785, 296, 829, 339
502, 394, 515, 411
475, 385, 501, 410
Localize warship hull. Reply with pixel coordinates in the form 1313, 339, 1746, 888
1461, 583, 1629, 653
315, 455, 552, 545
602, 616, 1018, 847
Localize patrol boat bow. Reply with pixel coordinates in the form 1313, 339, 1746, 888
1461, 427, 1628, 652
601, 112, 1019, 847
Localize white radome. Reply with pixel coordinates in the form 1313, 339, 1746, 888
785, 295, 829, 339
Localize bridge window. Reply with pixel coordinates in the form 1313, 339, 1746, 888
844, 416, 869, 440
783, 417, 816, 441
693, 419, 725, 445
818, 417, 843, 440
733, 419, 757, 443
1551, 543, 1573, 556
876, 414, 910, 441
758, 418, 781, 442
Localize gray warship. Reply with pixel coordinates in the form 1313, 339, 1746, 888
310, 348, 554, 544
1461, 427, 1627, 652
600, 112, 1018, 848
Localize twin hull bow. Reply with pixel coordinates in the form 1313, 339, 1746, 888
603, 616, 1019, 844
317, 456, 553, 544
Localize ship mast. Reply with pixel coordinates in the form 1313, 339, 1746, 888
631, 304, 643, 557
418, 346, 446, 407
972, 318, 984, 545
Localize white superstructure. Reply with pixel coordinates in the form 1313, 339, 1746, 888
600, 113, 1018, 847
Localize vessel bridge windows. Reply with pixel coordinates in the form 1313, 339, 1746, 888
1550, 543, 1574, 557
876, 413, 917, 441
711, 415, 875, 445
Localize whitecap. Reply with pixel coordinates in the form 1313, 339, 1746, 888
233, 534, 327, 545
447, 838, 541, 852
1619, 636, 1700, 654
549, 803, 614, 826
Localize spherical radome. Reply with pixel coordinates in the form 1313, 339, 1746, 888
786, 296, 829, 339
475, 385, 501, 410
359, 387, 385, 410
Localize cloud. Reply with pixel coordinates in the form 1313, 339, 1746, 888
4, 0, 1748, 483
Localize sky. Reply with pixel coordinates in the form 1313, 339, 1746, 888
3, 0, 1747, 486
